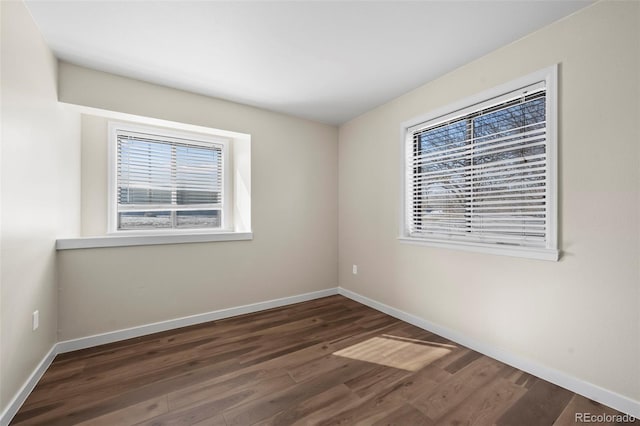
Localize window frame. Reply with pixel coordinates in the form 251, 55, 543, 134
108, 121, 234, 235
399, 65, 559, 261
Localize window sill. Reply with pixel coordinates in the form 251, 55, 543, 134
398, 237, 559, 261
56, 232, 253, 250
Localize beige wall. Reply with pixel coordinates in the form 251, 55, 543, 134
339, 1, 639, 402
0, 1, 81, 413
79, 115, 107, 236
57, 63, 339, 340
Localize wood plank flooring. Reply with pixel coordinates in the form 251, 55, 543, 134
11, 295, 637, 425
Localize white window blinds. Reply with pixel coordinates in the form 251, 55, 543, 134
406, 81, 553, 251
116, 130, 224, 231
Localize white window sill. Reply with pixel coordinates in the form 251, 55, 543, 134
56, 232, 253, 250
398, 237, 559, 261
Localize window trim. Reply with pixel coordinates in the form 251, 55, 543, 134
107, 121, 234, 235
56, 232, 253, 250
399, 65, 559, 261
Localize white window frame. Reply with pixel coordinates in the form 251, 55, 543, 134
108, 121, 234, 235
399, 65, 559, 261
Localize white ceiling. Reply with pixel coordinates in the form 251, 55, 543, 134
25, 1, 592, 125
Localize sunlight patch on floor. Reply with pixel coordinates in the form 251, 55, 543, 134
333, 335, 454, 371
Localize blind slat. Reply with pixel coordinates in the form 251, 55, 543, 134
411, 125, 545, 164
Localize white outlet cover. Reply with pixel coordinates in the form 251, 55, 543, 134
352, 265, 358, 275
32, 310, 39, 331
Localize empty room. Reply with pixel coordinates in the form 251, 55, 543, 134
1, 0, 639, 425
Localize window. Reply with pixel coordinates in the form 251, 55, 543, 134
401, 66, 558, 260
109, 122, 232, 233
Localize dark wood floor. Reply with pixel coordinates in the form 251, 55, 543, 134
11, 295, 635, 425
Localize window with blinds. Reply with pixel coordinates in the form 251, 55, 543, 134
112, 126, 226, 231
402, 67, 558, 260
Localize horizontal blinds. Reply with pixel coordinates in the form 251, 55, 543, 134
408, 85, 548, 248
117, 133, 223, 213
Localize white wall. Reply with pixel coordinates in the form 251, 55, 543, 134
0, 0, 81, 414
339, 0, 639, 405
56, 63, 339, 340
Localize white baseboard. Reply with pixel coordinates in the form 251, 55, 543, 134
337, 287, 640, 419
57, 287, 338, 353
0, 345, 57, 426
0, 287, 338, 425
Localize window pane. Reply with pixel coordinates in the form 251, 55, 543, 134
176, 210, 220, 229
118, 139, 172, 205
176, 190, 220, 205
419, 119, 467, 155
119, 187, 171, 204
473, 97, 546, 166
176, 145, 222, 205
471, 97, 547, 239
415, 119, 470, 233
118, 211, 171, 230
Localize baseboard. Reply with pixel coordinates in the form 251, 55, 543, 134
0, 344, 57, 426
5, 287, 636, 422
337, 287, 640, 419
57, 287, 338, 354
1, 287, 338, 425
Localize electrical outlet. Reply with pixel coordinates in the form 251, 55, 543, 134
32, 310, 39, 331
352, 264, 358, 275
